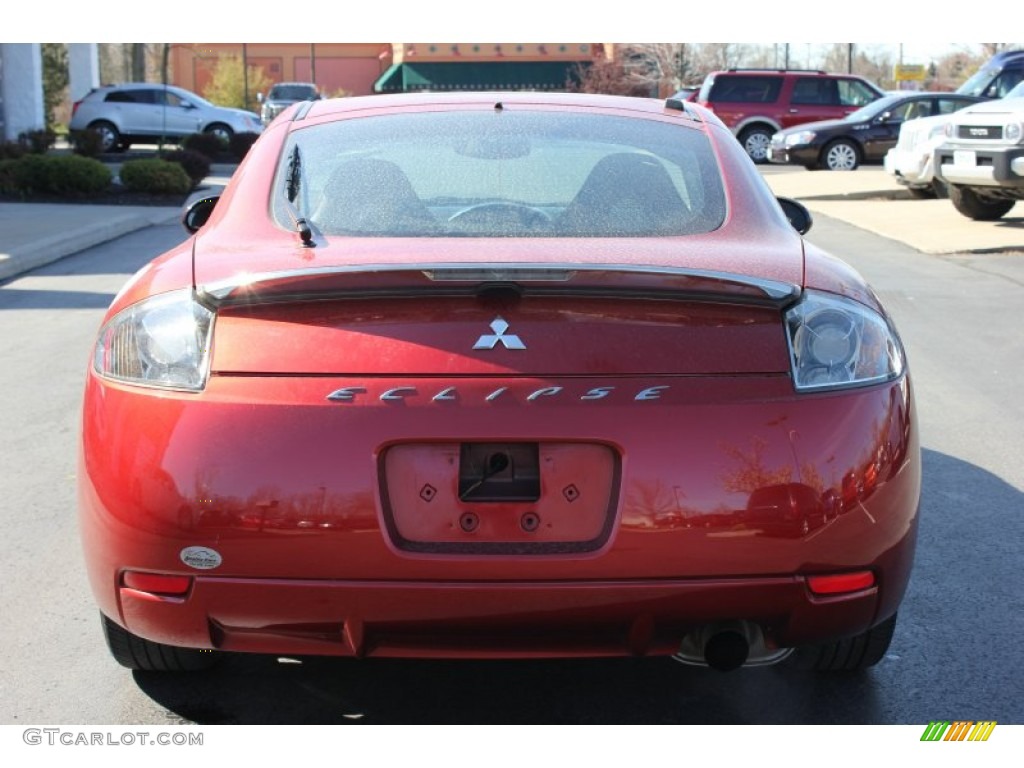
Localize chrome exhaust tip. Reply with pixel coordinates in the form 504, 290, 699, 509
673, 620, 793, 671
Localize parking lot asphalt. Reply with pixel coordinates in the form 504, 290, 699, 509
762, 166, 1024, 254
1, 166, 1021, 284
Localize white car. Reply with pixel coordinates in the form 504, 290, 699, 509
70, 83, 263, 153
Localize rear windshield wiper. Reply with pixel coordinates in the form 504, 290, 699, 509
285, 145, 315, 247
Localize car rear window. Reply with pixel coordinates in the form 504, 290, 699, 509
705, 75, 783, 104
273, 109, 727, 238
271, 85, 317, 101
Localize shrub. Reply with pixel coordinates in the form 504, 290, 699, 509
18, 129, 56, 154
161, 149, 211, 189
0, 159, 20, 195
119, 158, 191, 195
0, 154, 110, 197
5, 154, 53, 194
182, 132, 227, 160
0, 141, 28, 161
70, 128, 105, 158
46, 155, 112, 196
229, 132, 260, 161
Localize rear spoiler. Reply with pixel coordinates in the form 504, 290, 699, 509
197, 263, 801, 310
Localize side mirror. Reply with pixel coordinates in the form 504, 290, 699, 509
180, 100, 195, 110
777, 196, 812, 235
257, 92, 264, 103
183, 196, 220, 233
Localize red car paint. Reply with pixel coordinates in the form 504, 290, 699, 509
79, 92, 920, 666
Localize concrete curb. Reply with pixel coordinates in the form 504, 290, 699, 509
0, 205, 180, 282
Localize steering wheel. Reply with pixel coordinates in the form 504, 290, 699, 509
448, 202, 552, 229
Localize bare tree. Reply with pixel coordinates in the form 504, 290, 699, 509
693, 44, 748, 74
574, 44, 692, 97
930, 49, 988, 91
623, 43, 693, 96
131, 44, 146, 82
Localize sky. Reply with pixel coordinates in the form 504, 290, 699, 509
6, 1, 1018, 53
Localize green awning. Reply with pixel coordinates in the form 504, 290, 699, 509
373, 61, 588, 94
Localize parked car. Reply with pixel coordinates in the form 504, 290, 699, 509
80, 92, 919, 676
695, 69, 884, 162
885, 82, 1024, 198
669, 86, 699, 102
258, 81, 321, 126
769, 92, 983, 171
955, 49, 1024, 99
70, 83, 263, 153
933, 90, 1024, 220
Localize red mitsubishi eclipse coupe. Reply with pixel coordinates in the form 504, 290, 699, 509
79, 92, 920, 674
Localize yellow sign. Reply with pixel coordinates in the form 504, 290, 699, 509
894, 64, 927, 81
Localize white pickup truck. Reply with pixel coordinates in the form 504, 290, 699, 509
884, 113, 956, 198
934, 95, 1024, 220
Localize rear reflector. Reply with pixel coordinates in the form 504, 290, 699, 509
122, 572, 192, 596
807, 571, 875, 596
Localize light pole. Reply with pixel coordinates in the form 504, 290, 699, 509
242, 43, 249, 113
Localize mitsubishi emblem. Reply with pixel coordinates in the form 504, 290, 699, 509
473, 317, 526, 350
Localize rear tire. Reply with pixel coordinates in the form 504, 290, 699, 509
948, 185, 1016, 220
101, 613, 220, 672
791, 613, 897, 672
203, 122, 234, 147
88, 120, 121, 154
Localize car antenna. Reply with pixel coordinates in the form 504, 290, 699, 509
285, 144, 315, 247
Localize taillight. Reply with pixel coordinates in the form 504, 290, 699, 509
72, 100, 82, 118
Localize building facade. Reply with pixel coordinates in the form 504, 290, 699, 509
169, 43, 603, 100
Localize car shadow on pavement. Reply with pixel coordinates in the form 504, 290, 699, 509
132, 447, 1024, 724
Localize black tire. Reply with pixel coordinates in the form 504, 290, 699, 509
821, 139, 861, 171
791, 613, 897, 672
88, 120, 121, 154
948, 184, 1016, 221
738, 126, 773, 164
101, 613, 220, 672
203, 122, 234, 147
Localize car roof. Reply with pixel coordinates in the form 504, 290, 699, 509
99, 82, 175, 89
707, 69, 833, 77
986, 49, 1024, 65
298, 91, 711, 123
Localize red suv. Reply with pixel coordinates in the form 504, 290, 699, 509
696, 69, 885, 163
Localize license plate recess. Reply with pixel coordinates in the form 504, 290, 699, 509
380, 442, 619, 554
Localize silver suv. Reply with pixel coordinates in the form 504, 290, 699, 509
258, 82, 320, 126
70, 83, 263, 153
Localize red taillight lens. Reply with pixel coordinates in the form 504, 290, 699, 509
71, 100, 82, 118
122, 572, 192, 596
807, 571, 875, 595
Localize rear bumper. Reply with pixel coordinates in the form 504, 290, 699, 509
113, 570, 902, 658
81, 372, 920, 658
